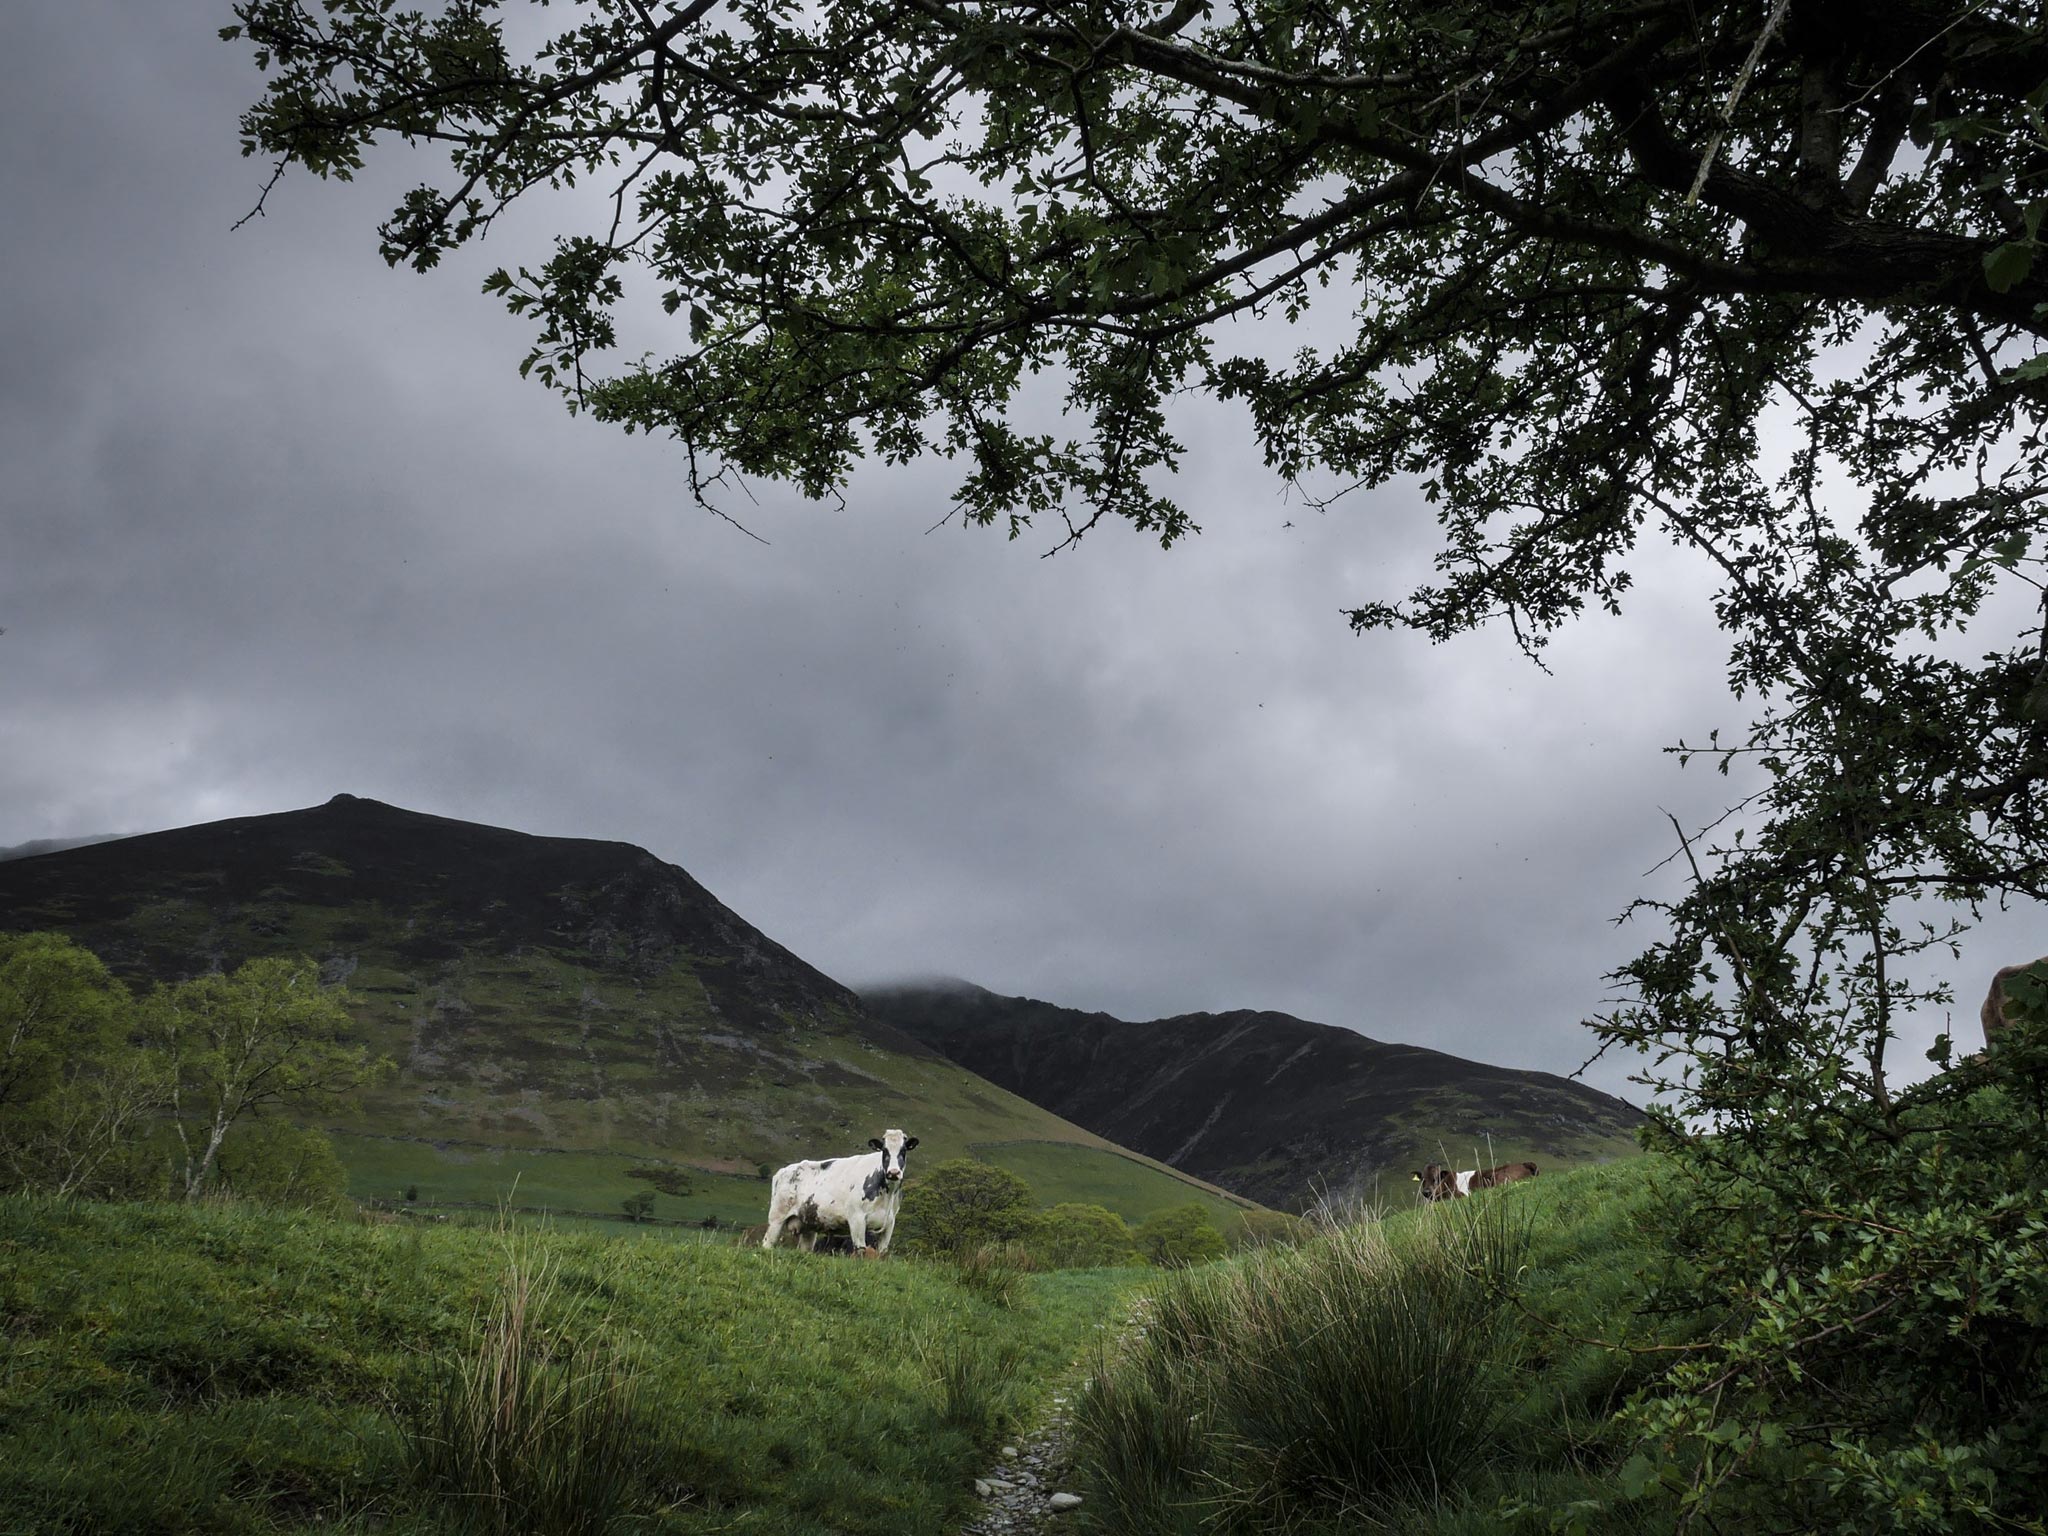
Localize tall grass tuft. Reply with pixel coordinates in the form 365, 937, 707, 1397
1072, 1198, 1528, 1533
404, 1246, 645, 1536
920, 1325, 1021, 1441
951, 1238, 1034, 1307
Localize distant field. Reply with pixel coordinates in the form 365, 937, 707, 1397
331, 1132, 772, 1229
0, 1194, 1145, 1536
970, 1140, 1254, 1226
328, 1129, 1269, 1235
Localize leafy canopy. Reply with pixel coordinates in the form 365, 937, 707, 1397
226, 4, 2048, 1523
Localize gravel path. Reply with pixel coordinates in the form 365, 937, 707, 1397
960, 1388, 1087, 1535
960, 1293, 1154, 1535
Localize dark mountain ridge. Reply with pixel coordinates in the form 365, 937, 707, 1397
0, 797, 1259, 1226
863, 980, 1646, 1210
0, 793, 909, 1049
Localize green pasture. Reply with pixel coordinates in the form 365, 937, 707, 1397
970, 1140, 1254, 1227
330, 1132, 770, 1229
0, 1194, 1144, 1536
328, 1132, 1268, 1236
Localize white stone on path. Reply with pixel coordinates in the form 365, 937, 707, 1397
1049, 1493, 1083, 1512
1001, 1445, 1019, 1458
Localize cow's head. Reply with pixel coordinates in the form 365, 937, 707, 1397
1412, 1162, 1454, 1202
868, 1128, 919, 1186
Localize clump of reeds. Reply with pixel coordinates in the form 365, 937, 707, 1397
952, 1239, 1034, 1308
404, 1247, 644, 1536
1072, 1199, 1527, 1533
919, 1325, 1022, 1441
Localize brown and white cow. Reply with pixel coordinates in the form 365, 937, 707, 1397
1412, 1159, 1539, 1202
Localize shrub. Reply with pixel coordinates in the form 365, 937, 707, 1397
1134, 1204, 1226, 1268
211, 1118, 349, 1210
1029, 1203, 1140, 1269
895, 1158, 1038, 1254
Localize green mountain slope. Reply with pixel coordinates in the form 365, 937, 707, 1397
0, 797, 1253, 1225
863, 979, 1646, 1211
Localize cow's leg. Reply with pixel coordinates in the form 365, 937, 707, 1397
847, 1210, 870, 1254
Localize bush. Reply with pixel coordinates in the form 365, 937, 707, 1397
1029, 1203, 1141, 1269
211, 1118, 349, 1210
1618, 1063, 2048, 1532
1134, 1204, 1226, 1268
895, 1158, 1039, 1254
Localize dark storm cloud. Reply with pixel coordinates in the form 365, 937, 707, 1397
4, 3, 2023, 1109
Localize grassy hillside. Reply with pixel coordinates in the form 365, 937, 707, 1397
866, 980, 1646, 1210
0, 1160, 1685, 1536
335, 1133, 1254, 1233
0, 798, 1254, 1225
0, 1195, 1144, 1536
1070, 1155, 1692, 1535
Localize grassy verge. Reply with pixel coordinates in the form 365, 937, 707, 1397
1068, 1156, 1692, 1535
0, 1194, 1143, 1535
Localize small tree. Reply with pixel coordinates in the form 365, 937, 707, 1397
895, 1158, 1037, 1255
1136, 1205, 1228, 1269
0, 932, 123, 1114
0, 932, 170, 1199
1030, 1203, 1140, 1270
146, 956, 390, 1200
621, 1189, 656, 1224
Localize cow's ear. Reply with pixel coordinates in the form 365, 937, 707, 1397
903, 1137, 919, 1151
868, 1138, 885, 1152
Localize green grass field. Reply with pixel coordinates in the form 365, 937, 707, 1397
331, 1133, 772, 1229
327, 1132, 1266, 1235
0, 1194, 1145, 1536
0, 1157, 1687, 1536
969, 1141, 1254, 1227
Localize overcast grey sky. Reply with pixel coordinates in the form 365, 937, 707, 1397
4, 3, 2033, 1104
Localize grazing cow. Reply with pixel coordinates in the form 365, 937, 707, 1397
1412, 1160, 1539, 1202
761, 1128, 919, 1256
1982, 958, 2048, 1049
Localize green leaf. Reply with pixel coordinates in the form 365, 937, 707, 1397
1984, 239, 2035, 294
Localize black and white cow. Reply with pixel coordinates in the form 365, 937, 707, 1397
761, 1128, 919, 1256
